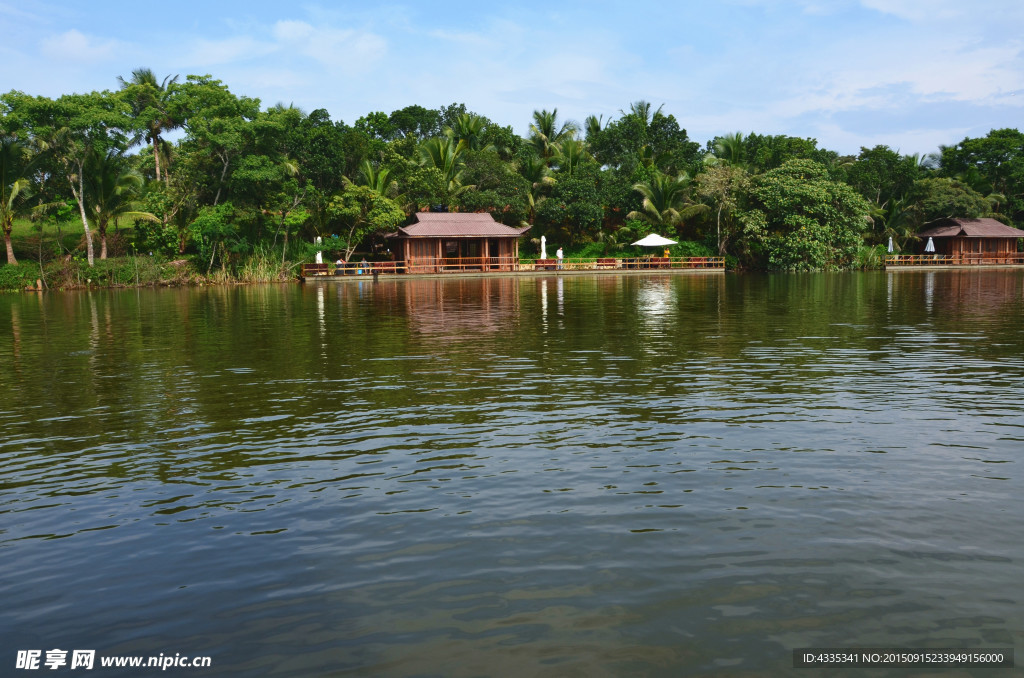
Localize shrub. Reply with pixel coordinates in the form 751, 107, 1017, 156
0, 264, 39, 291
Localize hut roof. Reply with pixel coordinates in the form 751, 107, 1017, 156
389, 212, 530, 238
918, 217, 1024, 239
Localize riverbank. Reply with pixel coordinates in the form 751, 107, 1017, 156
0, 255, 300, 292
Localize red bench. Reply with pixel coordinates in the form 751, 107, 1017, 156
371, 261, 398, 274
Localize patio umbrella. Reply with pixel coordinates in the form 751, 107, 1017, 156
887, 237, 894, 253
632, 234, 678, 247
540, 235, 547, 259
924, 237, 935, 253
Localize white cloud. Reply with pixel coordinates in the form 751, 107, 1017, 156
183, 36, 272, 67
0, 1, 48, 22
270, 19, 387, 72
858, 0, 962, 22
273, 19, 315, 42
40, 29, 116, 62
810, 121, 972, 156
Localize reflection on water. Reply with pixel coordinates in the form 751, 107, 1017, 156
1, 271, 1022, 676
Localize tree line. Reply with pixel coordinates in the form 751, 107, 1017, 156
2, 69, 1022, 275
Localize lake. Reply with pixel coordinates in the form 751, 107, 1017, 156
1, 270, 1022, 676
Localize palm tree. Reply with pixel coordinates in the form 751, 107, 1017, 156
627, 171, 708, 232
584, 114, 606, 140
907, 152, 937, 172
85, 148, 158, 259
552, 138, 589, 176
419, 136, 473, 200
620, 100, 663, 131
520, 155, 553, 224
348, 159, 398, 198
707, 132, 747, 169
878, 197, 917, 251
0, 135, 39, 265
448, 113, 492, 152
118, 68, 180, 182
529, 109, 578, 164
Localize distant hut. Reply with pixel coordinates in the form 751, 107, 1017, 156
917, 218, 1024, 263
387, 213, 530, 273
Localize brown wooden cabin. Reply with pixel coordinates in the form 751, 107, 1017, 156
387, 213, 530, 273
917, 218, 1024, 263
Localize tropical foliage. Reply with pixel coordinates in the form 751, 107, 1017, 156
2, 71, 1022, 279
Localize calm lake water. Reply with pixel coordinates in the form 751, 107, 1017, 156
1, 271, 1022, 677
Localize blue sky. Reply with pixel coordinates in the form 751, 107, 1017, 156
2, 0, 1022, 156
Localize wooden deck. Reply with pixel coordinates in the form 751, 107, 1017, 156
300, 256, 725, 280
886, 254, 1024, 267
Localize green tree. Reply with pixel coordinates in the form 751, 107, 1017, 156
740, 159, 870, 270
190, 202, 237, 273
171, 75, 262, 207
449, 113, 492, 152
388, 105, 442, 140
940, 129, 1024, 223
737, 133, 838, 174
85, 148, 159, 259
627, 170, 707, 234
16, 91, 135, 266
458, 149, 530, 224
418, 135, 472, 205
706, 132, 747, 169
327, 184, 404, 262
117, 68, 180, 182
552, 138, 589, 176
590, 102, 701, 175
845, 145, 920, 206
520, 154, 553, 224
349, 159, 398, 198
354, 111, 395, 140
529, 109, 578, 164
907, 177, 991, 223
0, 135, 38, 265
535, 166, 603, 245
696, 164, 752, 255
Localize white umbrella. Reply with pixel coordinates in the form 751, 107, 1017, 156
632, 234, 678, 247
887, 237, 894, 253
540, 235, 547, 259
924, 237, 935, 253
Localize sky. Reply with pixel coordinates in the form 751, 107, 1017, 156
2, 0, 1023, 156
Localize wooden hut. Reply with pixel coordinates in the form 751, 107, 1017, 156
917, 218, 1024, 263
387, 213, 530, 273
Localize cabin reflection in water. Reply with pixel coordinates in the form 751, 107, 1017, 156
401, 277, 521, 338
889, 268, 1024, 318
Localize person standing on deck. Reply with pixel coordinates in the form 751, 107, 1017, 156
556, 247, 563, 270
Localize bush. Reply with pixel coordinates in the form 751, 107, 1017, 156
567, 241, 608, 259
0, 264, 39, 291
37, 255, 203, 289
669, 240, 715, 258
853, 244, 887, 270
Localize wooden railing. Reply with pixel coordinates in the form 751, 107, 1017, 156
405, 256, 518, 273
518, 256, 725, 271
303, 256, 726, 277
303, 261, 406, 277
886, 254, 1024, 266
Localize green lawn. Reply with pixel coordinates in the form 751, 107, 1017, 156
9, 217, 85, 239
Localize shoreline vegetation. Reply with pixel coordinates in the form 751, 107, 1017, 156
2, 70, 1022, 291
